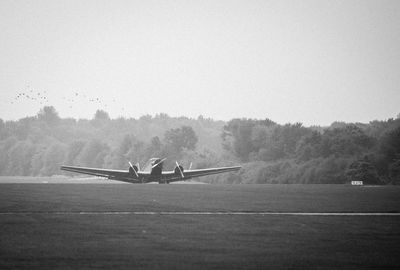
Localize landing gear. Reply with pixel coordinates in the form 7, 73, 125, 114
158, 180, 169, 184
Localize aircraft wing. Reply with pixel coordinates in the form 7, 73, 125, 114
163, 166, 241, 182
61, 164, 241, 184
60, 165, 139, 183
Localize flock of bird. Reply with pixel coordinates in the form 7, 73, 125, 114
11, 90, 49, 105
60, 92, 110, 109
7, 88, 127, 113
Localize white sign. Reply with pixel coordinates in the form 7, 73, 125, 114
351, 181, 363, 185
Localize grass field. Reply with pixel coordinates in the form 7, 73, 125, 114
0, 178, 399, 269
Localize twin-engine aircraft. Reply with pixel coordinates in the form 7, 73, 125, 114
61, 158, 241, 184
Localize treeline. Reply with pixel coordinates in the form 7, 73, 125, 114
0, 107, 233, 178
221, 118, 400, 184
0, 106, 399, 184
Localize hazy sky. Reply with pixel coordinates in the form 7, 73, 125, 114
1, 0, 399, 125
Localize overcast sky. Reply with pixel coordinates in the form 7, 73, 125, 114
1, 0, 399, 125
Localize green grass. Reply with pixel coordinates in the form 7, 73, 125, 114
0, 181, 400, 269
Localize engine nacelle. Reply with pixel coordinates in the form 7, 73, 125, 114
174, 165, 184, 176
129, 165, 139, 177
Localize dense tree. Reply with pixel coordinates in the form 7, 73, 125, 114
146, 136, 163, 158
388, 160, 400, 184
295, 131, 322, 162
93, 110, 110, 121
374, 124, 400, 181
76, 139, 109, 168
261, 123, 311, 161
164, 126, 198, 154
1, 106, 400, 184
41, 143, 67, 176
110, 134, 142, 168
346, 157, 381, 185
222, 118, 276, 161
379, 125, 400, 163
320, 125, 375, 157
37, 106, 60, 126
65, 140, 86, 166
92, 110, 110, 128
31, 150, 45, 176
5, 140, 36, 175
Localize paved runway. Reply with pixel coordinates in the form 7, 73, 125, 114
1, 211, 399, 216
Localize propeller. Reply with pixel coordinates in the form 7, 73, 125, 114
128, 161, 138, 178
188, 162, 193, 170
151, 158, 167, 169
136, 162, 141, 171
175, 161, 184, 178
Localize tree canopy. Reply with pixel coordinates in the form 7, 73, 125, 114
0, 107, 399, 184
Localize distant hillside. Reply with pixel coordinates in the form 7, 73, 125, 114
0, 106, 399, 184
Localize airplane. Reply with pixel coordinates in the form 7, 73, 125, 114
60, 158, 241, 184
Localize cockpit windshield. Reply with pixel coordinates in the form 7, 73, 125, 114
142, 158, 163, 172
